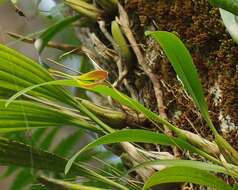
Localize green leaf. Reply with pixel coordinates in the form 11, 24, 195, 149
0, 45, 112, 134
146, 31, 238, 165
128, 159, 238, 179
6, 73, 114, 134
145, 31, 212, 131
6, 70, 108, 107
143, 166, 232, 190
65, 129, 219, 175
5, 79, 96, 108
34, 15, 80, 54
0, 99, 98, 133
0, 44, 75, 106
0, 44, 113, 147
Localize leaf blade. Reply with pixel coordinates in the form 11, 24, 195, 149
143, 166, 232, 190
34, 15, 80, 53
65, 129, 218, 174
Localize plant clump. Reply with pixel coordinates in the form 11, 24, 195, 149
123, 0, 238, 149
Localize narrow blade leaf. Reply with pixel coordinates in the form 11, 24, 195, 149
143, 166, 232, 190
128, 159, 238, 179
146, 31, 238, 164
145, 31, 210, 129
34, 15, 80, 54
65, 129, 218, 174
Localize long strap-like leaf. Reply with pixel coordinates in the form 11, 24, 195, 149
143, 166, 232, 190
146, 31, 238, 165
